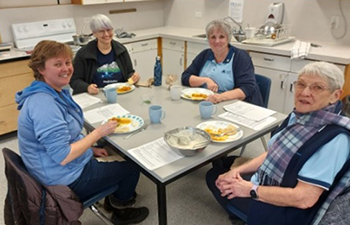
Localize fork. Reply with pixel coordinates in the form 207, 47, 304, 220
123, 123, 149, 139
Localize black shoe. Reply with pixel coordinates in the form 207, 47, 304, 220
111, 207, 149, 225
104, 192, 137, 211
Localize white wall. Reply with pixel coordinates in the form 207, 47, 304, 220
0, 1, 164, 43
163, 0, 350, 45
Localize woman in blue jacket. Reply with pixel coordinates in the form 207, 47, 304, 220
16, 40, 148, 224
182, 19, 263, 106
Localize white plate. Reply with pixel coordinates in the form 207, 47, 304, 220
103, 114, 144, 134
196, 121, 243, 143
104, 83, 135, 94
181, 88, 214, 101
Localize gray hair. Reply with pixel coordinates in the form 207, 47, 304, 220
205, 19, 232, 42
90, 14, 114, 33
298, 61, 344, 92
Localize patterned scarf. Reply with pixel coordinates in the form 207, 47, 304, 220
256, 101, 350, 224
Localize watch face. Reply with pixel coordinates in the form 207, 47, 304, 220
250, 189, 257, 199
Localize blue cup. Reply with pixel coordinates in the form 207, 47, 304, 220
199, 101, 217, 119
103, 87, 117, 103
149, 105, 166, 123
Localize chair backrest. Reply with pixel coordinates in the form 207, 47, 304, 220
255, 74, 271, 108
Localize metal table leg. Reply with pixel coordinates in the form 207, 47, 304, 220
157, 182, 167, 225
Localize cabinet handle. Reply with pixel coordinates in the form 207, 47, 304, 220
170, 42, 176, 45
141, 43, 148, 47
290, 82, 294, 92
134, 59, 137, 67
263, 57, 274, 62
180, 58, 183, 66
280, 80, 284, 89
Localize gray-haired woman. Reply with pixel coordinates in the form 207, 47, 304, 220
70, 14, 140, 95
181, 19, 263, 106
206, 61, 350, 225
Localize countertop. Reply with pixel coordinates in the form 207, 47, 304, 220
1, 26, 350, 65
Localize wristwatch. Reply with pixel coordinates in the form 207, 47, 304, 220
250, 183, 259, 199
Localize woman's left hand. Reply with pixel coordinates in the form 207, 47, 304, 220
92, 147, 109, 157
206, 94, 224, 104
219, 173, 252, 199
131, 72, 140, 83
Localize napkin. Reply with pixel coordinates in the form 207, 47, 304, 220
165, 74, 178, 90
291, 40, 311, 59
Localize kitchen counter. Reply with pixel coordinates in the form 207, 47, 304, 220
1, 26, 350, 65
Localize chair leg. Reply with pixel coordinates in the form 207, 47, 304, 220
89, 204, 114, 225
239, 145, 247, 157
260, 136, 268, 151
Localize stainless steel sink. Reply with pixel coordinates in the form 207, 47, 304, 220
192, 34, 207, 39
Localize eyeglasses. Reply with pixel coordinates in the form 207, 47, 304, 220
293, 81, 328, 94
97, 29, 113, 35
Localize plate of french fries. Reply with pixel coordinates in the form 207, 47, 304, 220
103, 114, 144, 134
196, 121, 243, 143
181, 88, 214, 101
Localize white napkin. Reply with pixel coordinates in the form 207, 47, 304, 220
290, 40, 311, 59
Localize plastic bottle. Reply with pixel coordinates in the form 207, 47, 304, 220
154, 56, 162, 86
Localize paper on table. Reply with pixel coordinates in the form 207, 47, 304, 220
223, 101, 276, 121
84, 104, 130, 124
128, 138, 184, 171
72, 93, 102, 109
219, 112, 277, 131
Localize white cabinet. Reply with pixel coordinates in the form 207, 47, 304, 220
162, 38, 185, 83
186, 41, 209, 68
126, 39, 158, 80
0, 0, 57, 7
71, 0, 158, 4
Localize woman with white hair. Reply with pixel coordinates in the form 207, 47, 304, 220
70, 14, 140, 95
206, 62, 350, 225
181, 19, 263, 105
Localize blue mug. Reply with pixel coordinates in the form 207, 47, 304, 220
149, 105, 166, 123
199, 101, 217, 119
103, 87, 117, 103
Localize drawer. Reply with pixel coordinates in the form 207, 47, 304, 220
0, 72, 34, 107
0, 59, 31, 79
187, 42, 208, 54
291, 59, 346, 74
250, 52, 291, 72
162, 38, 184, 51
0, 104, 19, 135
130, 39, 157, 53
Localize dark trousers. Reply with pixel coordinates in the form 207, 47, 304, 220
69, 158, 140, 203
206, 156, 252, 221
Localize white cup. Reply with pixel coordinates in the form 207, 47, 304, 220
245, 27, 256, 39
170, 85, 182, 101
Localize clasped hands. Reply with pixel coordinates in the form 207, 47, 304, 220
215, 169, 253, 199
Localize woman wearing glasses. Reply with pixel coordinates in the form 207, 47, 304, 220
70, 14, 140, 95
206, 62, 350, 225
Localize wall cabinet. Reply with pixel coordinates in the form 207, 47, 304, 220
0, 59, 34, 135
162, 38, 185, 84
250, 52, 346, 114
0, 0, 57, 8
126, 39, 158, 81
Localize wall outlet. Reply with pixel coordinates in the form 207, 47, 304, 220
330, 16, 339, 29
195, 11, 202, 18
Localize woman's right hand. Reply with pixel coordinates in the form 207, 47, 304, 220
88, 84, 99, 95
215, 168, 241, 189
95, 120, 118, 137
205, 78, 219, 93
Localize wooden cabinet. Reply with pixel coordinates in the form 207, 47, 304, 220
0, 59, 34, 135
162, 38, 185, 84
126, 39, 158, 81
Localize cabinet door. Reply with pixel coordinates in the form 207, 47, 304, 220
254, 66, 288, 113
0, 0, 57, 7
162, 49, 184, 84
71, 0, 105, 5
186, 41, 208, 68
132, 49, 157, 80
283, 73, 298, 114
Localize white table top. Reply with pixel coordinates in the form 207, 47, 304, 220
83, 86, 287, 183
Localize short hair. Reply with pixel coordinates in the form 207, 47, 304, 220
90, 14, 114, 33
28, 40, 73, 81
205, 19, 232, 42
298, 61, 344, 92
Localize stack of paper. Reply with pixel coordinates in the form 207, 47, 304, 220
84, 104, 130, 124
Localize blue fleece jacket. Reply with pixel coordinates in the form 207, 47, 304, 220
16, 81, 92, 186
182, 45, 263, 106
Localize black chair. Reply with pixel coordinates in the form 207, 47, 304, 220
3, 147, 117, 225
239, 74, 271, 156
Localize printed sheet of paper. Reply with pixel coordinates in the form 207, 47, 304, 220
128, 138, 184, 171
72, 93, 102, 109
223, 101, 276, 121
229, 0, 244, 23
84, 104, 130, 124
219, 112, 276, 131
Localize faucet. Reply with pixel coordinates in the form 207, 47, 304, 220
224, 16, 245, 35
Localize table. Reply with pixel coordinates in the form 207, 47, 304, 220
83, 85, 286, 225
